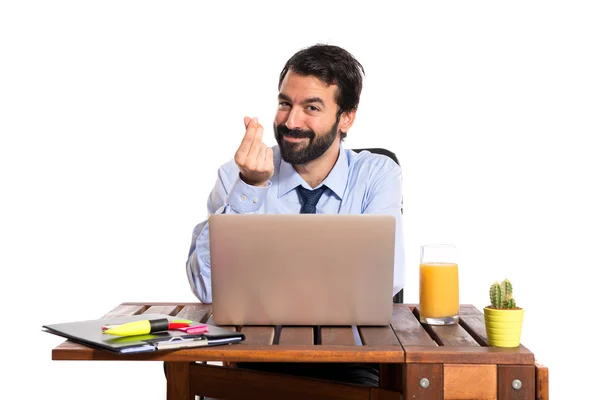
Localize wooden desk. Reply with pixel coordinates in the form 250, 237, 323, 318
52, 302, 549, 400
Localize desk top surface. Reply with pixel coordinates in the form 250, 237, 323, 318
52, 303, 534, 364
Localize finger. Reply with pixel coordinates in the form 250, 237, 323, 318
257, 143, 267, 164
243, 116, 251, 128
254, 121, 264, 143
237, 117, 258, 158
247, 123, 264, 159
265, 146, 274, 166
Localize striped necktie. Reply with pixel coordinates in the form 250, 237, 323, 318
297, 185, 327, 214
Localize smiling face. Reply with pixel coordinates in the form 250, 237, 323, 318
274, 71, 354, 165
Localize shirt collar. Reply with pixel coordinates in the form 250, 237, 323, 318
277, 144, 349, 199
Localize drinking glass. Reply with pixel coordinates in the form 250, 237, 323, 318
419, 244, 459, 325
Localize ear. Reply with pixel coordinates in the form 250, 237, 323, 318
338, 109, 357, 134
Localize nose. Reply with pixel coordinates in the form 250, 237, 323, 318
285, 107, 303, 130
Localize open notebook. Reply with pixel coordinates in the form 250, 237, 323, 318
42, 313, 245, 354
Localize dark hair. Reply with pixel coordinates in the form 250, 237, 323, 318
278, 44, 365, 140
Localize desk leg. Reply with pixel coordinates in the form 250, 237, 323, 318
535, 362, 549, 400
373, 364, 403, 400
165, 361, 193, 400
380, 363, 403, 392
404, 364, 443, 400
498, 365, 535, 400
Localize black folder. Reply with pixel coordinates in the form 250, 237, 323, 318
42, 313, 245, 354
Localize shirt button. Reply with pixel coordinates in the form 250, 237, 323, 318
253, 198, 258, 203
240, 195, 247, 201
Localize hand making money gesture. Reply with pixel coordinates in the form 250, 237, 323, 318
234, 117, 274, 187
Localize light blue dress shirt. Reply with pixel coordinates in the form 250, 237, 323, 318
186, 144, 405, 304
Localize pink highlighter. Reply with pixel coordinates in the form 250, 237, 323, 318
178, 324, 209, 334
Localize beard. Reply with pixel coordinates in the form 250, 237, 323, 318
274, 115, 340, 165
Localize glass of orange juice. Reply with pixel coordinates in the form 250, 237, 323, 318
419, 244, 459, 325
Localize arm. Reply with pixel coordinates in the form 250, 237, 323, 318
186, 167, 272, 303
186, 117, 274, 303
362, 163, 405, 297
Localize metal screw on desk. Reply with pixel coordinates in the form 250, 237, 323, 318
512, 379, 522, 390
420, 378, 430, 388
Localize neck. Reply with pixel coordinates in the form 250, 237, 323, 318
293, 141, 341, 188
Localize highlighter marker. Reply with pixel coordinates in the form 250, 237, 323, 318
172, 319, 193, 324
178, 325, 209, 334
101, 321, 192, 332
103, 318, 171, 336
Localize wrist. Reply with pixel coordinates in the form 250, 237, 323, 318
239, 173, 268, 187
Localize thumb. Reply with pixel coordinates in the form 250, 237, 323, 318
243, 116, 252, 128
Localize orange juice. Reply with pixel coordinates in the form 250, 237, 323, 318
419, 262, 459, 318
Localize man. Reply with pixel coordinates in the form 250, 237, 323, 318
186, 44, 405, 386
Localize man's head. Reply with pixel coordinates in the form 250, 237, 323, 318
274, 44, 364, 165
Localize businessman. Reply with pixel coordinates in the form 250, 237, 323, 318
186, 44, 405, 386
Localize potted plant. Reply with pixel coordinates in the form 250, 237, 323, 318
483, 279, 524, 347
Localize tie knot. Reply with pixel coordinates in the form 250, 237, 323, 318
297, 185, 327, 214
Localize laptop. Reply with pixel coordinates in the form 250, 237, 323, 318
209, 214, 395, 326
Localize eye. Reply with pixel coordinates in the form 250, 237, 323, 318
278, 101, 291, 109
306, 105, 320, 112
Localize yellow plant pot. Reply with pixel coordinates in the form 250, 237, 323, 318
483, 307, 524, 348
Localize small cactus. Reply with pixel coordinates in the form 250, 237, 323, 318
489, 282, 502, 308
501, 279, 512, 299
489, 279, 518, 309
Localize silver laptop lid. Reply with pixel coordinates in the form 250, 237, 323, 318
209, 214, 395, 326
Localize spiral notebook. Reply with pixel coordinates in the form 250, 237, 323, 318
42, 313, 245, 354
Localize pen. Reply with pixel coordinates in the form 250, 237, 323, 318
102, 318, 193, 336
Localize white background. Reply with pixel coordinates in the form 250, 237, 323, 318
1, 1, 598, 399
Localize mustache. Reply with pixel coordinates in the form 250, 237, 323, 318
276, 124, 316, 140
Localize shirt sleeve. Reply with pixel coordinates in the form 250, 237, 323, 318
186, 167, 271, 303
362, 163, 405, 297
